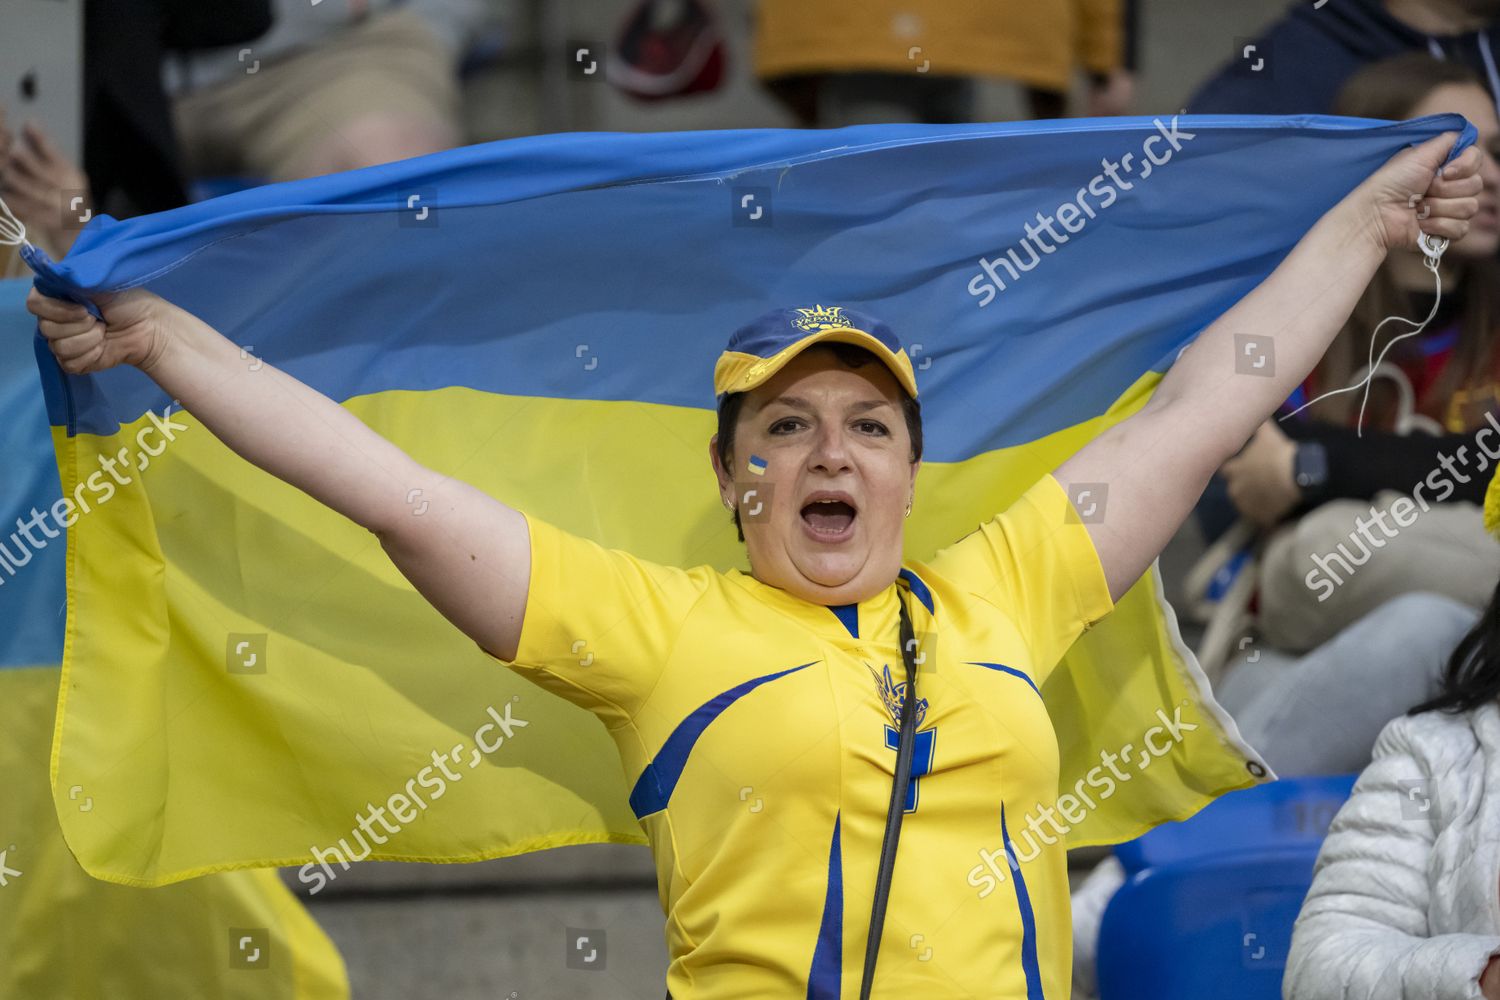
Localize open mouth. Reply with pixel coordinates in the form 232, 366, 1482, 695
801, 496, 857, 538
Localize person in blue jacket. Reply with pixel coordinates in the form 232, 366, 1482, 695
1188, 0, 1500, 122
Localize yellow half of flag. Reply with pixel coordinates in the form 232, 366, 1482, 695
47, 372, 1260, 886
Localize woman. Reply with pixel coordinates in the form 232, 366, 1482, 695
754, 0, 1132, 125
1076, 63, 1500, 1000
1215, 53, 1500, 776
1220, 54, 1500, 655
25, 137, 1481, 997
1285, 471, 1500, 1000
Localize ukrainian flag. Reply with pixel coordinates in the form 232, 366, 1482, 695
18, 115, 1473, 886
0, 279, 349, 996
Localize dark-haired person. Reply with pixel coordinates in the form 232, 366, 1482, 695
1188, 0, 1500, 120
1221, 54, 1500, 655
23, 138, 1480, 996
1285, 471, 1500, 1000
1073, 62, 1500, 997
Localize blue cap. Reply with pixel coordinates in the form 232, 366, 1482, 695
713, 304, 919, 400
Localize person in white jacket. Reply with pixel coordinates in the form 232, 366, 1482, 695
1286, 472, 1500, 999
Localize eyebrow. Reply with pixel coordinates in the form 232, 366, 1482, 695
764, 395, 895, 414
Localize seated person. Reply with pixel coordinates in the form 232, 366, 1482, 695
1285, 467, 1500, 998
1219, 54, 1500, 655
164, 0, 484, 183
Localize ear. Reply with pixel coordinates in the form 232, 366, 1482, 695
708, 435, 733, 502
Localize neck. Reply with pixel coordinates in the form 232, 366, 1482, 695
1385, 0, 1486, 34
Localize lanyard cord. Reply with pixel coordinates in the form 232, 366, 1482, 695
860, 588, 919, 1000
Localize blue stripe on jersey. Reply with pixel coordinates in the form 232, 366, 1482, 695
898, 569, 934, 614
966, 662, 1040, 696
1001, 803, 1046, 1000
807, 812, 843, 999
628, 661, 816, 818
827, 603, 860, 638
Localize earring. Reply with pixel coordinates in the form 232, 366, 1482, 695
904, 498, 913, 518
724, 496, 735, 510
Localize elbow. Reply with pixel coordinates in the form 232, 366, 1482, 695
1284, 912, 1370, 1000
370, 516, 421, 562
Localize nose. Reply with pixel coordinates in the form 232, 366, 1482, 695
808, 421, 853, 473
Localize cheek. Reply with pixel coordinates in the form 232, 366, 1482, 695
728, 434, 775, 476
867, 459, 913, 517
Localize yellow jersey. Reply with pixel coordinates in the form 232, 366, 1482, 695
489, 471, 1114, 998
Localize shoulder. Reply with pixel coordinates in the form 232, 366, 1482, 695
519, 508, 730, 594
1344, 706, 1488, 822
1373, 706, 1485, 773
901, 557, 1008, 632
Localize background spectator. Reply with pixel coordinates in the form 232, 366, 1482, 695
1189, 0, 1500, 118
1230, 54, 1500, 655
1286, 516, 1500, 998
753, 0, 1135, 126
163, 0, 484, 183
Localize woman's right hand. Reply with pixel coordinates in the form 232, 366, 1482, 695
26, 286, 171, 374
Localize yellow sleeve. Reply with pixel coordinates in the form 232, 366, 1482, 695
483, 510, 711, 726
1073, 0, 1123, 75
927, 472, 1115, 679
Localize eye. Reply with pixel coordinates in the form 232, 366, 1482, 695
769, 417, 806, 435
854, 419, 890, 435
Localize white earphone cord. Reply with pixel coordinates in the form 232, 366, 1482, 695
0, 191, 28, 248
1279, 232, 1450, 436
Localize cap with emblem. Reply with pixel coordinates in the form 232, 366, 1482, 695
713, 304, 919, 402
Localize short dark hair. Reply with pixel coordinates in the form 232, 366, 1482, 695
714, 342, 923, 542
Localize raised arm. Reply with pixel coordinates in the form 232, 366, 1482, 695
1056, 132, 1483, 602
27, 286, 531, 660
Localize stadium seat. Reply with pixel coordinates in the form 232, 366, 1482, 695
1097, 849, 1319, 1000
1113, 772, 1358, 875
1096, 775, 1358, 1000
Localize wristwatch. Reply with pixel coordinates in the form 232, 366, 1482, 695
1292, 441, 1330, 502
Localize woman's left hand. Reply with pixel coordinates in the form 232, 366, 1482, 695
1220, 419, 1301, 529
1356, 131, 1482, 255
